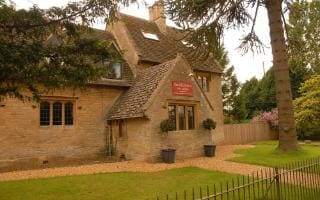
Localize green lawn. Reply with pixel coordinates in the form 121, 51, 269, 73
228, 140, 320, 167
0, 167, 241, 200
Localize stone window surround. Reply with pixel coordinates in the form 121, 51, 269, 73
39, 96, 78, 128
167, 100, 199, 131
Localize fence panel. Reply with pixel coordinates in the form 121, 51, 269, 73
155, 157, 320, 200
223, 122, 278, 145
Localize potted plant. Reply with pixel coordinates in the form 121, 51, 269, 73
160, 119, 176, 163
202, 118, 217, 157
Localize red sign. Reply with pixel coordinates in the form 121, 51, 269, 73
172, 81, 193, 97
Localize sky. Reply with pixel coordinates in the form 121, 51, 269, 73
13, 0, 273, 83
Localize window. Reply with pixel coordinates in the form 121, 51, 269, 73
197, 73, 210, 92
187, 106, 195, 130
168, 104, 196, 131
64, 102, 73, 125
168, 105, 176, 130
178, 106, 186, 130
103, 60, 122, 80
40, 101, 74, 126
53, 102, 62, 125
141, 31, 159, 41
40, 102, 50, 126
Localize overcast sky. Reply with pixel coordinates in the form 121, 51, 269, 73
13, 0, 273, 83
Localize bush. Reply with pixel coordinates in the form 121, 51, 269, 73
251, 108, 278, 130
160, 119, 175, 132
203, 118, 216, 130
294, 75, 320, 138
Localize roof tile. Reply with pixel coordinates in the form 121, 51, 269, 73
107, 59, 175, 120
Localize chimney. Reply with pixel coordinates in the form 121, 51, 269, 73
149, 1, 166, 32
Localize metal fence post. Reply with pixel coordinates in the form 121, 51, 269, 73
275, 167, 281, 200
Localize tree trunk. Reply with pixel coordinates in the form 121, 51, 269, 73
266, 0, 299, 151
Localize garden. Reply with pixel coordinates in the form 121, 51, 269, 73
0, 140, 319, 200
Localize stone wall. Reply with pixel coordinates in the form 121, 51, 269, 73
143, 57, 215, 162
0, 86, 123, 163
206, 74, 225, 144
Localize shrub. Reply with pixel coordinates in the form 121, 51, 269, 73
251, 108, 278, 129
203, 118, 216, 130
160, 119, 175, 132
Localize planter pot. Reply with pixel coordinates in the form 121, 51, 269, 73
162, 149, 176, 164
204, 145, 216, 157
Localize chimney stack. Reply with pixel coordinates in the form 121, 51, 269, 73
149, 1, 166, 32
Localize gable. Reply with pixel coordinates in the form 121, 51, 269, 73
143, 55, 214, 119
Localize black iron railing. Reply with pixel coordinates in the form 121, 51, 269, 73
155, 157, 320, 200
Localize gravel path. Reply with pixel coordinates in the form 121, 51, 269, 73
0, 145, 270, 182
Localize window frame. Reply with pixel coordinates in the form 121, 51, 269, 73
167, 102, 198, 131
40, 101, 50, 126
52, 102, 63, 125
102, 60, 123, 80
196, 72, 211, 92
64, 102, 74, 125
39, 98, 76, 127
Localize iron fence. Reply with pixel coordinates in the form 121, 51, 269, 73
155, 157, 320, 200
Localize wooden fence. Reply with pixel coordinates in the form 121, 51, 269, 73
223, 122, 278, 145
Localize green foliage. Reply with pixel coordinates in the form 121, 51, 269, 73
160, 119, 175, 133
288, 0, 320, 74
222, 66, 240, 116
0, 0, 131, 100
239, 77, 260, 119
202, 118, 216, 130
294, 75, 320, 137
240, 65, 310, 119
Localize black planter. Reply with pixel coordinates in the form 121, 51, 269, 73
162, 149, 176, 164
204, 145, 216, 157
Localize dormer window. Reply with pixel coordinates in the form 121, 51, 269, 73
141, 31, 159, 41
103, 60, 122, 80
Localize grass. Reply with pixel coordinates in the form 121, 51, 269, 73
0, 167, 241, 200
228, 140, 320, 168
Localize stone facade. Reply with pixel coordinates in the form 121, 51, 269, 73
0, 1, 225, 165
0, 87, 122, 164
113, 56, 217, 162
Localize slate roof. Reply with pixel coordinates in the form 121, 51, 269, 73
119, 13, 222, 74
107, 59, 175, 120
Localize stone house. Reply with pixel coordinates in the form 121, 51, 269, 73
0, 1, 224, 164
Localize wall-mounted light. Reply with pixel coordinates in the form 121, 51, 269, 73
0, 104, 5, 107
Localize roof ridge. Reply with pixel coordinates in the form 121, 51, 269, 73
119, 12, 156, 24
119, 12, 181, 31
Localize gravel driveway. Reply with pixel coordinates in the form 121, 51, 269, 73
0, 145, 270, 182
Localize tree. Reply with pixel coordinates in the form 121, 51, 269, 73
294, 75, 320, 139
0, 0, 130, 100
222, 65, 246, 123
288, 0, 320, 74
256, 69, 276, 112
239, 77, 260, 119
165, 0, 299, 151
